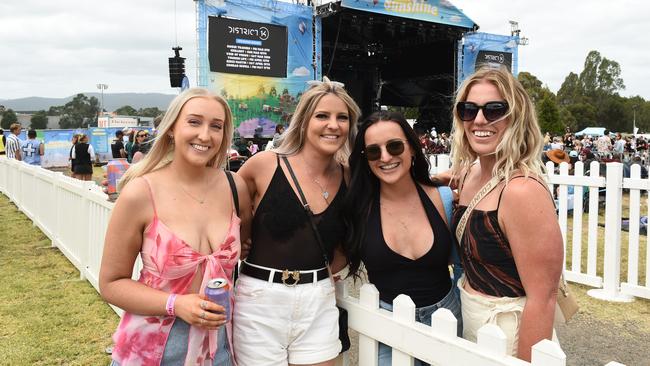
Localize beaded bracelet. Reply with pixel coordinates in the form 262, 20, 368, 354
166, 294, 177, 316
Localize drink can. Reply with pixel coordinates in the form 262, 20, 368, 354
205, 278, 231, 322
107, 158, 129, 201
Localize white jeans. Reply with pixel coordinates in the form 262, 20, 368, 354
233, 274, 341, 366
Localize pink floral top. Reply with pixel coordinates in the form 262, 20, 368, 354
112, 177, 240, 366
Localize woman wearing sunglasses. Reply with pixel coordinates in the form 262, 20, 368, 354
233, 77, 360, 365
344, 111, 462, 366
132, 130, 152, 163
450, 67, 563, 361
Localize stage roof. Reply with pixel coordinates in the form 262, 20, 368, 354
339, 0, 477, 30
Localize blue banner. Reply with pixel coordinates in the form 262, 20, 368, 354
42, 130, 78, 168
197, 0, 314, 137
341, 0, 475, 29
458, 32, 519, 86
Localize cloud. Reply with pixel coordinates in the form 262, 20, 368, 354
291, 66, 310, 77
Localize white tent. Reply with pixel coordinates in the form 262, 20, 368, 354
575, 127, 606, 136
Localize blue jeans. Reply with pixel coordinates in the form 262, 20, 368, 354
378, 287, 462, 366
110, 318, 232, 366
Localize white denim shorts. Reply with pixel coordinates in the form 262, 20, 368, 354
233, 273, 341, 366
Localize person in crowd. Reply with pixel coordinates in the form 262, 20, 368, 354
233, 77, 360, 366
99, 88, 251, 366
550, 136, 564, 150
69, 134, 79, 178
613, 133, 625, 160
5, 123, 22, 161
124, 128, 136, 163
272, 123, 285, 148
246, 140, 259, 155
132, 130, 152, 163
20, 129, 44, 166
0, 128, 6, 155
448, 67, 563, 361
596, 129, 612, 158
71, 134, 95, 181
111, 130, 126, 159
344, 111, 462, 366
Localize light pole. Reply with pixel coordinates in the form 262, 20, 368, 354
632, 104, 638, 135
96, 83, 108, 116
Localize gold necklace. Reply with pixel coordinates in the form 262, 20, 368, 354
300, 155, 332, 203
179, 174, 211, 205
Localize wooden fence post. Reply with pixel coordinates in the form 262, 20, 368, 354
531, 339, 565, 366
358, 284, 380, 366
392, 294, 415, 366
476, 324, 507, 356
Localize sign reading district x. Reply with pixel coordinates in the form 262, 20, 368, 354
209, 17, 288, 78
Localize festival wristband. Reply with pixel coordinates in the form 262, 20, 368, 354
166, 294, 177, 316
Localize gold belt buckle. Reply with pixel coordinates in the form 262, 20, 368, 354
281, 269, 300, 286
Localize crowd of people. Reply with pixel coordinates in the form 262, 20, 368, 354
94, 66, 566, 366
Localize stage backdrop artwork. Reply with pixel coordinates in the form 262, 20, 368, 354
197, 0, 315, 138
340, 0, 475, 29
41, 129, 83, 168
458, 32, 520, 86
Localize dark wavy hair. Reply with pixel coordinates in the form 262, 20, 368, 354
343, 111, 438, 279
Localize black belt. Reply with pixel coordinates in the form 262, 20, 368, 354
240, 262, 329, 286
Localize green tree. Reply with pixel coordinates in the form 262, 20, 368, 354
598, 95, 627, 132
30, 110, 48, 129
579, 50, 625, 97
557, 72, 583, 106
1, 109, 18, 129
114, 105, 138, 116
559, 107, 577, 132
567, 103, 597, 130
56, 94, 99, 129
537, 95, 564, 134
137, 107, 163, 118
518, 72, 553, 105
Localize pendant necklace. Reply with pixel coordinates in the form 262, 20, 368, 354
301, 155, 332, 203
179, 174, 211, 205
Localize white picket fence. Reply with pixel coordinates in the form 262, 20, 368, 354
0, 156, 634, 366
430, 155, 650, 303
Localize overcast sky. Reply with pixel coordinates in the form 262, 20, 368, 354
1, 0, 648, 100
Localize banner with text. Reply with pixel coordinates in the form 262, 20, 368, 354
458, 32, 519, 86
196, 0, 314, 138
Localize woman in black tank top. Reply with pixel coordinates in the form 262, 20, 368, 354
447, 67, 563, 361
234, 77, 361, 366
343, 111, 462, 366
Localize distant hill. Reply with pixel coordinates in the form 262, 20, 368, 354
0, 93, 176, 112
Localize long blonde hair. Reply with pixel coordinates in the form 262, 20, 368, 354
450, 67, 545, 181
118, 88, 233, 190
274, 77, 361, 163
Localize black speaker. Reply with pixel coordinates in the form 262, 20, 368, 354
169, 56, 185, 88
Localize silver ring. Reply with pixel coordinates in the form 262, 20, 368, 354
200, 311, 206, 319
200, 301, 207, 310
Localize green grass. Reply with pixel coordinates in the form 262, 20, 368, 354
564, 191, 650, 332
0, 194, 119, 366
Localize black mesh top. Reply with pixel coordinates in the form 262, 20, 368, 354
362, 184, 453, 307
246, 155, 346, 270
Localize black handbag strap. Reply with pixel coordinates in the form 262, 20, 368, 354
224, 170, 240, 216
282, 155, 331, 268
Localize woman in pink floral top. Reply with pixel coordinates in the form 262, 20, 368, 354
100, 88, 252, 366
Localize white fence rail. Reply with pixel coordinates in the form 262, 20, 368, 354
0, 156, 635, 365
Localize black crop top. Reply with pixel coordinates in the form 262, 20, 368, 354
362, 184, 452, 308
246, 154, 347, 270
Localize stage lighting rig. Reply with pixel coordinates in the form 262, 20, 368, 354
317, 2, 340, 18
509, 20, 529, 46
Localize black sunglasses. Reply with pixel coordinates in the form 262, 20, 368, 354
137, 133, 149, 137
456, 101, 509, 123
364, 139, 406, 161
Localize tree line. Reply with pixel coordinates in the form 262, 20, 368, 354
0, 94, 164, 130
519, 50, 648, 135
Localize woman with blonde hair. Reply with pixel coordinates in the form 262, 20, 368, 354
234, 77, 360, 365
100, 88, 251, 365
449, 67, 563, 361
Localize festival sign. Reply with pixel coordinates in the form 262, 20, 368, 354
196, 0, 314, 137
458, 32, 519, 86
209, 17, 288, 78
340, 0, 475, 29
